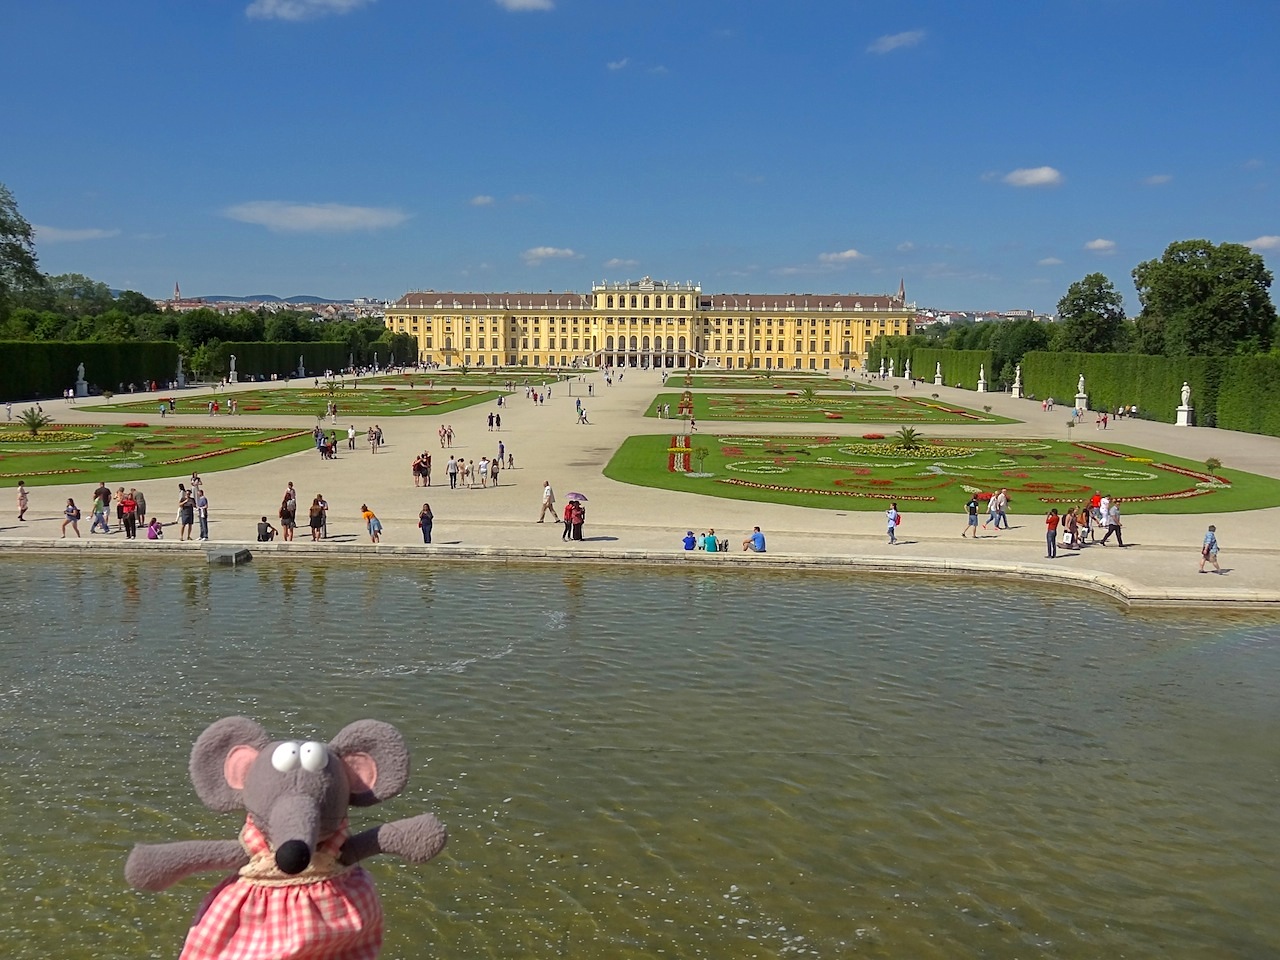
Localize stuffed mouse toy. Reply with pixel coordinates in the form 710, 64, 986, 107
126, 716, 447, 959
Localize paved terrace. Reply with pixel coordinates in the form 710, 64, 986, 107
4, 371, 1279, 609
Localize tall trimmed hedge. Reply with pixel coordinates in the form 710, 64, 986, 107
870, 339, 994, 389
212, 342, 351, 380
1215, 355, 1280, 436
0, 341, 179, 401
1020, 352, 1216, 424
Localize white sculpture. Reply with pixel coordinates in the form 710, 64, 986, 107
935, 361, 941, 378
979, 363, 986, 381
888, 358, 895, 378
1014, 363, 1022, 387
1180, 381, 1191, 407
904, 359, 912, 381
1078, 373, 1086, 395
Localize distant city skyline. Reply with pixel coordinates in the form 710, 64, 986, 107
7, 1, 1278, 313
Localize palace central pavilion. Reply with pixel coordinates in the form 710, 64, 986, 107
384, 277, 914, 370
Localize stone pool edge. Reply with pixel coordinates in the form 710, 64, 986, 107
6, 539, 1277, 611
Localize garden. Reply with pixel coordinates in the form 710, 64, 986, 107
93, 385, 502, 419
604, 431, 1280, 514
0, 421, 315, 485
647, 390, 1018, 425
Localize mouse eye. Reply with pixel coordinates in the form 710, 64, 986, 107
299, 741, 329, 773
272, 741, 301, 772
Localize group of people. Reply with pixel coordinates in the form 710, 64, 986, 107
53, 476, 208, 541
682, 528, 730, 552
442, 454, 504, 489
271, 482, 330, 543
1044, 493, 1126, 558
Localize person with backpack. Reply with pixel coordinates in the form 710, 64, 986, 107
886, 503, 901, 545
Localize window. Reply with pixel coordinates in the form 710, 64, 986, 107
809, 340, 817, 353
522, 337, 529, 349
823, 341, 830, 352
795, 340, 802, 353
560, 338, 567, 350
425, 337, 433, 348
738, 338, 745, 351
754, 339, 760, 350
607, 295, 614, 308
714, 338, 722, 351
643, 295, 650, 308
533, 338, 540, 349
667, 295, 674, 308
766, 339, 773, 351
464, 337, 472, 349
572, 338, 579, 349
679, 295, 686, 308
630, 295, 637, 308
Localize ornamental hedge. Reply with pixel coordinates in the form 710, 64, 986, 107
1020, 351, 1280, 436
867, 340, 994, 390
0, 341, 179, 401
211, 342, 351, 380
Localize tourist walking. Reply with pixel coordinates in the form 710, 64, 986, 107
17, 480, 28, 522
489, 456, 499, 487
886, 503, 900, 545
61, 498, 82, 538
446, 455, 459, 489
1045, 508, 1060, 558
417, 502, 434, 544
348, 424, 357, 450
361, 503, 382, 543
1199, 525, 1221, 573
538, 480, 556, 522
278, 495, 296, 542
90, 491, 108, 534
308, 497, 325, 541
316, 493, 329, 538
1099, 499, 1125, 547
961, 495, 980, 537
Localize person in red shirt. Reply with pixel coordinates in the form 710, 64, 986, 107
120, 490, 139, 540
1045, 508, 1060, 559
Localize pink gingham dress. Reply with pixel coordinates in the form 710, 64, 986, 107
179, 818, 383, 960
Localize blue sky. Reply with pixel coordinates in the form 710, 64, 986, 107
5, 1, 1278, 312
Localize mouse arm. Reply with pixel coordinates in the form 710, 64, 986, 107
340, 813, 447, 867
125, 839, 249, 891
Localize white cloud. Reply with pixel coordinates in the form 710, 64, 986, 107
1084, 238, 1116, 253
1246, 235, 1280, 250
1243, 158, 1265, 170
246, 0, 374, 21
818, 249, 864, 263
1037, 256, 1064, 266
868, 30, 924, 54
1003, 166, 1063, 188
521, 246, 577, 264
897, 241, 916, 253
648, 65, 669, 74
604, 257, 639, 269
607, 58, 629, 71
495, 0, 553, 10
224, 201, 408, 232
469, 195, 495, 206
1143, 173, 1173, 186
33, 225, 121, 243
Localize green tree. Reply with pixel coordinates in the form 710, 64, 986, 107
47, 272, 114, 316
1132, 239, 1278, 356
1054, 273, 1126, 353
115, 289, 157, 316
0, 183, 45, 317
989, 317, 1052, 376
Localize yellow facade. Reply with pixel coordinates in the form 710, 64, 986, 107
385, 277, 913, 370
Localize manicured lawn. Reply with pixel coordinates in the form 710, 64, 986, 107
646, 392, 1018, 425
605, 433, 1280, 514
95, 387, 502, 418
0, 423, 315, 486
680, 374, 881, 391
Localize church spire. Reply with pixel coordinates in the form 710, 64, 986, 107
897, 277, 905, 302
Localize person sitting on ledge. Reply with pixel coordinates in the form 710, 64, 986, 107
682, 530, 697, 551
257, 517, 279, 542
742, 526, 766, 553
146, 518, 164, 540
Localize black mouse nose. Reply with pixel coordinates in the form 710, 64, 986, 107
275, 840, 312, 875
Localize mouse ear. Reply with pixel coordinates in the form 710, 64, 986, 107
189, 717, 270, 812
330, 720, 410, 806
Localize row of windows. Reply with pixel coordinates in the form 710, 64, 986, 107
603, 294, 688, 309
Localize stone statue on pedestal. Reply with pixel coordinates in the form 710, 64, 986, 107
1078, 373, 1086, 396
1181, 381, 1191, 407
228, 354, 238, 384
1014, 364, 1022, 388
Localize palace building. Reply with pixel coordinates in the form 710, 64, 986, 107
384, 277, 913, 370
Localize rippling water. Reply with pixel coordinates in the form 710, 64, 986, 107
1, 559, 1277, 959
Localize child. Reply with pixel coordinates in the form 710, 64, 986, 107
146, 518, 164, 540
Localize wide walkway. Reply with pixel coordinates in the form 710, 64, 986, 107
4, 370, 1279, 608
